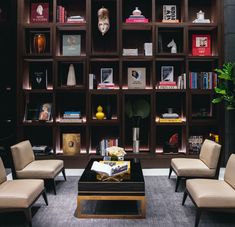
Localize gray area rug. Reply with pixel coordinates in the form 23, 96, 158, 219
0, 176, 235, 227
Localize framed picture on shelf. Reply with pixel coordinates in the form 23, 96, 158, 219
161, 66, 174, 82
62, 133, 81, 155
39, 103, 52, 121
162, 5, 178, 22
62, 34, 81, 56
100, 68, 113, 84
192, 34, 211, 56
30, 3, 49, 23
30, 64, 48, 89
127, 67, 146, 89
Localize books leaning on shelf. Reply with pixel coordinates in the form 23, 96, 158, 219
56, 5, 67, 23
188, 136, 203, 154
99, 138, 118, 156
158, 81, 177, 89
91, 161, 129, 177
189, 72, 217, 89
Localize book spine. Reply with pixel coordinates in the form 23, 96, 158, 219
125, 18, 149, 23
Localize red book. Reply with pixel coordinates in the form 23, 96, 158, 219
192, 34, 211, 56
125, 18, 149, 23
30, 3, 49, 23
159, 81, 176, 86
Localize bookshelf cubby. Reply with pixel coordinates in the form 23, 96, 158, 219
17, 0, 223, 168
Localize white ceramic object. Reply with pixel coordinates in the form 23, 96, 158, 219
67, 64, 76, 86
132, 7, 141, 16
97, 7, 110, 36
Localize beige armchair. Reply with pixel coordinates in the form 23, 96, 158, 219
0, 157, 48, 226
182, 154, 235, 227
11, 140, 66, 195
169, 139, 221, 192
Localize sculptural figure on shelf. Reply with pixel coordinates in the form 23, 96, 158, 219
97, 7, 110, 36
167, 39, 177, 53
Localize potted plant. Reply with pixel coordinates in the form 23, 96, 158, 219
212, 62, 235, 163
125, 98, 150, 153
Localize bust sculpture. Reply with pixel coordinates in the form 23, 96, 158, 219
98, 7, 110, 36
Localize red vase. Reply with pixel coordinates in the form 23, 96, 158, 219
33, 34, 46, 53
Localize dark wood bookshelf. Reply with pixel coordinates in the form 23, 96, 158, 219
17, 0, 224, 168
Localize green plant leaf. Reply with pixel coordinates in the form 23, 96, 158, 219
212, 97, 223, 104
214, 87, 226, 95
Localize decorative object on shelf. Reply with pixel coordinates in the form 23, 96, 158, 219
161, 66, 174, 82
122, 48, 138, 56
100, 68, 113, 84
126, 7, 149, 23
162, 5, 179, 23
125, 99, 150, 153
67, 15, 86, 23
164, 133, 179, 153
30, 64, 48, 89
97, 7, 110, 36
95, 105, 105, 120
160, 108, 181, 123
39, 103, 52, 121
106, 146, 126, 161
144, 43, 152, 56
66, 64, 76, 86
62, 133, 80, 155
193, 10, 210, 23
167, 39, 177, 53
30, 3, 49, 23
33, 34, 46, 53
192, 34, 211, 56
128, 67, 146, 89
62, 34, 81, 56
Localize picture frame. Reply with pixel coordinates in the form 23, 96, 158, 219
62, 34, 81, 56
100, 68, 113, 84
62, 133, 81, 155
127, 67, 146, 89
163, 5, 177, 21
161, 66, 174, 82
30, 2, 49, 23
39, 103, 52, 121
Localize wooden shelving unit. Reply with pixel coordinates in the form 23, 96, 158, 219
17, 0, 224, 168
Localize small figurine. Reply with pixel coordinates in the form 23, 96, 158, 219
167, 39, 177, 53
95, 105, 105, 120
98, 7, 110, 36
193, 10, 210, 23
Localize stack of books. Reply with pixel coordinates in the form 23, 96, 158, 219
56, 5, 67, 23
189, 72, 217, 89
158, 81, 177, 89
61, 111, 82, 122
188, 136, 203, 154
67, 15, 86, 23
177, 73, 186, 89
99, 138, 118, 156
97, 83, 115, 89
32, 145, 52, 156
126, 15, 149, 23
159, 112, 182, 123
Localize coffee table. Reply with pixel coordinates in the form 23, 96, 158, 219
77, 158, 145, 218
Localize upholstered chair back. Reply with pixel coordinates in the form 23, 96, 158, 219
224, 154, 235, 189
0, 158, 7, 184
11, 140, 35, 171
199, 139, 221, 169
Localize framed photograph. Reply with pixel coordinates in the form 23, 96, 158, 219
39, 103, 52, 121
62, 133, 81, 155
163, 5, 177, 21
62, 34, 81, 56
161, 66, 174, 82
30, 3, 49, 23
192, 34, 211, 56
128, 67, 146, 89
100, 68, 113, 84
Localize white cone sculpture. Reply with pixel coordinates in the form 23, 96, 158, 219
67, 64, 76, 86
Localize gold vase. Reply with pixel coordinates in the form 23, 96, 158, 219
33, 34, 46, 53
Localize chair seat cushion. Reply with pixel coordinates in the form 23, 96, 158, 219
0, 179, 44, 208
16, 160, 63, 179
171, 158, 215, 177
187, 179, 235, 208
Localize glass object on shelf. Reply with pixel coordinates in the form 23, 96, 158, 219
167, 39, 177, 53
193, 10, 210, 23
132, 7, 141, 16
97, 7, 110, 36
95, 105, 105, 120
67, 64, 76, 86
33, 34, 46, 53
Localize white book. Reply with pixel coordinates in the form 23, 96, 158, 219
89, 74, 94, 90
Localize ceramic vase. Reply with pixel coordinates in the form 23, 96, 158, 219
33, 34, 46, 53
67, 64, 76, 86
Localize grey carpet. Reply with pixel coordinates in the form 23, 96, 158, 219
0, 176, 235, 227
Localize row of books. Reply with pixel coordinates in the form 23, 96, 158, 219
57, 6, 85, 23
189, 72, 217, 89
188, 135, 203, 154
99, 138, 118, 156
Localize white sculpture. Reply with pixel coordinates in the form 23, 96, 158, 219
67, 64, 76, 86
167, 39, 177, 53
98, 7, 110, 36
193, 10, 210, 23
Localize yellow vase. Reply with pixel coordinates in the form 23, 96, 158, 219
96, 105, 105, 120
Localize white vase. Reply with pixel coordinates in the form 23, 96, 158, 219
67, 64, 76, 86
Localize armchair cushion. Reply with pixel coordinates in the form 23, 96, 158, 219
11, 140, 35, 171
0, 159, 6, 184
224, 154, 235, 189
171, 158, 215, 177
0, 179, 44, 208
199, 139, 221, 169
16, 160, 64, 179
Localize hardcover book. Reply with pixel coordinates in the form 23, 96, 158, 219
192, 34, 211, 56
128, 67, 146, 89
30, 64, 48, 89
62, 35, 81, 56
25, 103, 40, 121
39, 103, 52, 121
30, 3, 49, 23
62, 133, 81, 155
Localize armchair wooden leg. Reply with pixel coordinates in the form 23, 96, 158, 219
175, 176, 181, 192
42, 190, 48, 205
52, 179, 57, 195
62, 168, 67, 181
195, 209, 202, 227
182, 190, 188, 205
23, 208, 32, 227
168, 166, 173, 179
